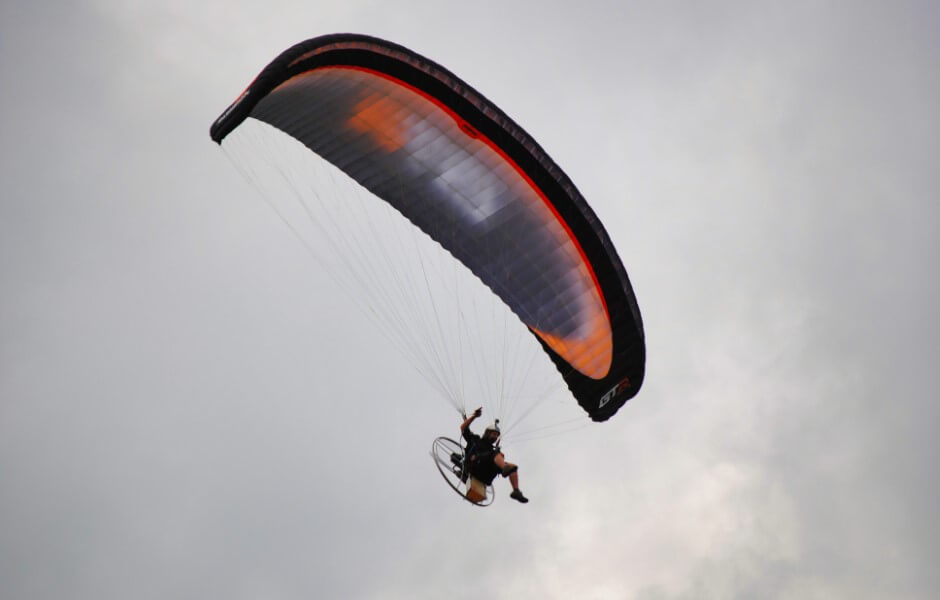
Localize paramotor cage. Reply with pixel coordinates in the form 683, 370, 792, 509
430, 436, 494, 507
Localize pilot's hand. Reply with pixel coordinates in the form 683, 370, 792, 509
473, 407, 483, 418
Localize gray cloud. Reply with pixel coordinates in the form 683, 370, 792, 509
1, 1, 937, 599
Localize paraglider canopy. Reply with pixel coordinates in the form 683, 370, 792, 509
211, 33, 645, 421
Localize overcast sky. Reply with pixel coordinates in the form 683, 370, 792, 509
1, 1, 938, 599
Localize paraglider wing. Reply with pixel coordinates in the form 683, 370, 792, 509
211, 33, 645, 421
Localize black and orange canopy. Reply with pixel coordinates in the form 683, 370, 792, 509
211, 33, 644, 421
